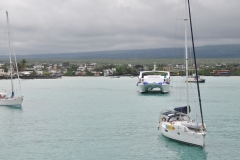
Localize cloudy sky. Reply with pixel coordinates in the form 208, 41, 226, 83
0, 0, 239, 55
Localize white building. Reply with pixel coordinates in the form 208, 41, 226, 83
176, 64, 185, 70
77, 66, 86, 71
103, 68, 116, 76
0, 69, 5, 76
46, 66, 52, 71
36, 71, 43, 75
33, 65, 44, 70
50, 70, 57, 74
21, 71, 32, 76
85, 62, 96, 71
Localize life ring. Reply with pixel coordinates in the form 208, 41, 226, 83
162, 117, 166, 122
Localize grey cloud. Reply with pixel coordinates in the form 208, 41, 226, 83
0, 0, 239, 55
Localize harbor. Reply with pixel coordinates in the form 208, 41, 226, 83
0, 76, 239, 159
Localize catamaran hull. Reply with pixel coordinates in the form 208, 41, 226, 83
0, 97, 23, 106
138, 83, 170, 93
160, 124, 205, 147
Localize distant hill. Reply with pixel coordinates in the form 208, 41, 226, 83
1, 44, 240, 60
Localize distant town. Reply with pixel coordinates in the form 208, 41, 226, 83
0, 59, 240, 79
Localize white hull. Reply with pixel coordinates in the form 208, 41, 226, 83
137, 71, 170, 93
0, 97, 23, 106
160, 122, 205, 147
138, 83, 170, 93
188, 74, 205, 83
188, 78, 205, 83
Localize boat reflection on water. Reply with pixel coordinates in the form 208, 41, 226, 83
158, 134, 208, 159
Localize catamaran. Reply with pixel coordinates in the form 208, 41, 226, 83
137, 63, 170, 93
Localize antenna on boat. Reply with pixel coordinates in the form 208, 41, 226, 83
153, 62, 156, 71
187, 0, 205, 129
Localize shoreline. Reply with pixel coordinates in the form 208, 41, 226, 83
0, 75, 237, 80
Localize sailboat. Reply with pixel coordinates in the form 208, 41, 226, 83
188, 74, 205, 83
158, 0, 207, 146
0, 11, 23, 107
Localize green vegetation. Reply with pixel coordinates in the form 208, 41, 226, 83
14, 58, 240, 67
64, 68, 74, 76
1, 58, 240, 77
113, 65, 138, 75
85, 69, 94, 76
18, 59, 27, 71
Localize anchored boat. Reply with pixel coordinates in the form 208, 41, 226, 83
188, 74, 205, 83
0, 12, 23, 107
137, 71, 170, 93
158, 0, 207, 147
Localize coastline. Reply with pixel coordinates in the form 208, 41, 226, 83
0, 75, 236, 80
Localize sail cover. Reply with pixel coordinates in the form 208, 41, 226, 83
174, 106, 191, 114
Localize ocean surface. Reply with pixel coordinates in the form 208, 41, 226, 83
0, 76, 239, 160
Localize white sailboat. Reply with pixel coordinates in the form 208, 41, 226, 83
0, 11, 23, 107
158, 0, 206, 146
188, 74, 205, 83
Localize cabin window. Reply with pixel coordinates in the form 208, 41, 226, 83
165, 129, 168, 132
177, 132, 180, 135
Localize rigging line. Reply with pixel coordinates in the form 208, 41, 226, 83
187, 2, 200, 116
173, 1, 182, 67
6, 11, 14, 96
6, 11, 22, 97
173, 1, 186, 108
11, 30, 22, 97
187, 0, 204, 128
2, 25, 8, 57
173, 0, 182, 65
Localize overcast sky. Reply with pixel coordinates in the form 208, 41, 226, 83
0, 0, 239, 55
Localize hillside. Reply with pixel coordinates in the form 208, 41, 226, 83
0, 44, 240, 60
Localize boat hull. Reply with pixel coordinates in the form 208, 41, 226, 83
137, 71, 170, 93
188, 77, 205, 83
188, 79, 205, 83
160, 122, 205, 147
138, 83, 170, 93
0, 97, 23, 107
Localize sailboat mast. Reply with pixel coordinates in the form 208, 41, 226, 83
187, 0, 204, 128
6, 11, 14, 97
184, 0, 189, 117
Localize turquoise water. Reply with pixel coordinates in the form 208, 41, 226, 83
0, 76, 239, 160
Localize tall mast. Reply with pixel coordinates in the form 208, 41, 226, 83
187, 0, 204, 128
184, 0, 189, 117
6, 11, 14, 97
